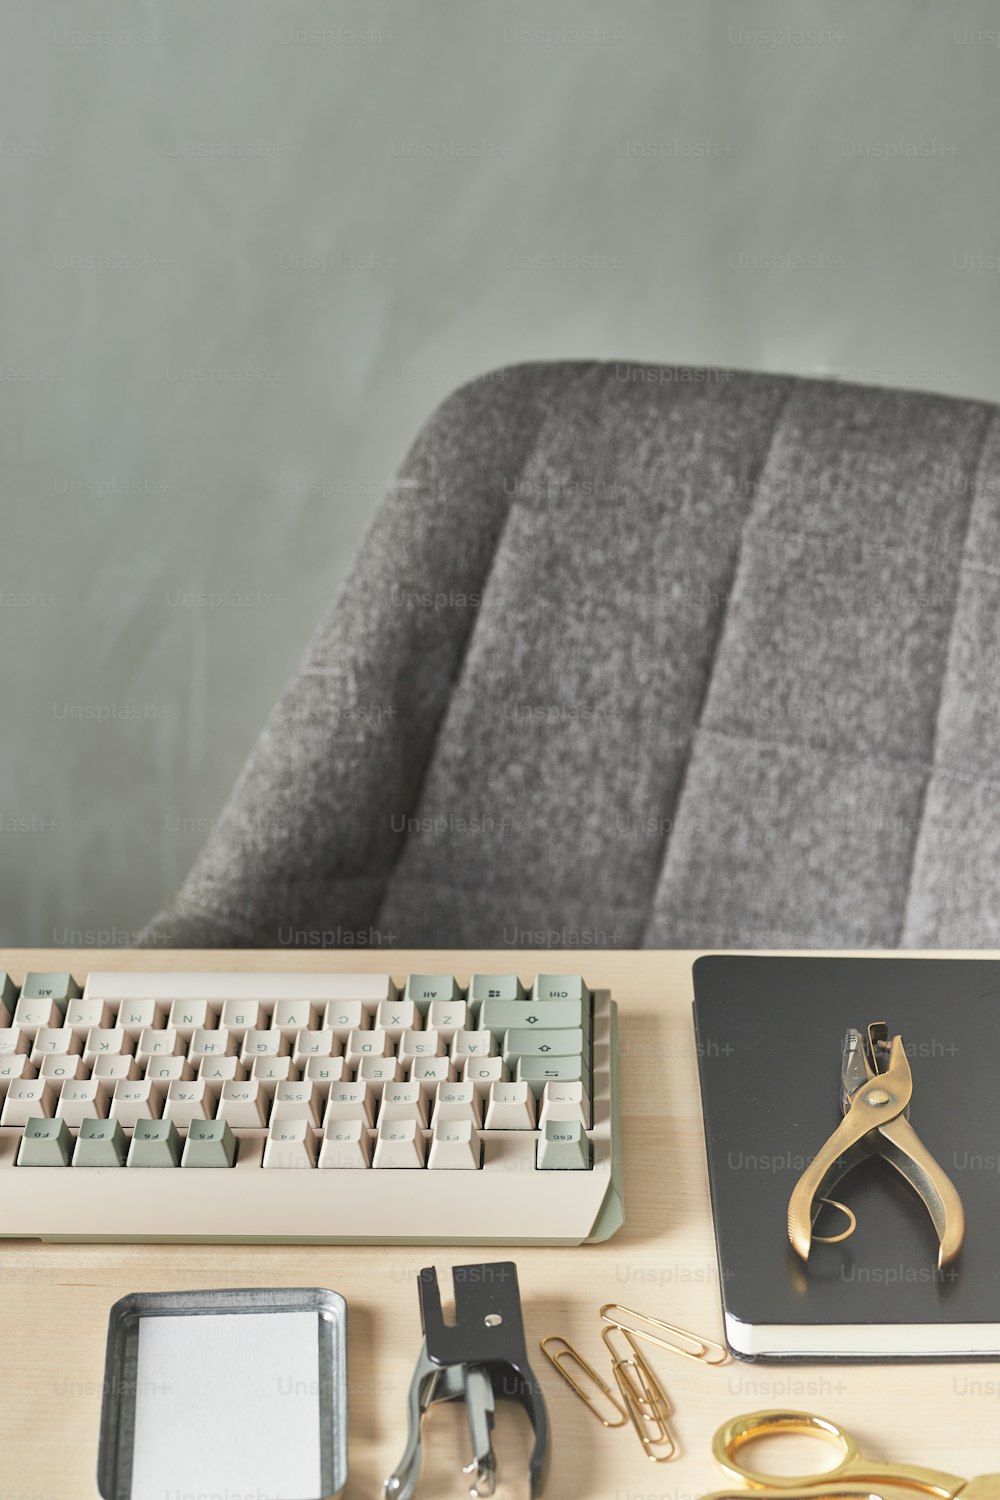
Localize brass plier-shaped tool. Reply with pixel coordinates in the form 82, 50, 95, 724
787, 1022, 965, 1269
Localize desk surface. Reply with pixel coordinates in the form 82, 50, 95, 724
3, 946, 997, 1497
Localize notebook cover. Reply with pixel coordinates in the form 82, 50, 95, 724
692, 954, 1000, 1359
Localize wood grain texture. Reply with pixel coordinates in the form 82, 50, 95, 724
2, 947, 997, 1497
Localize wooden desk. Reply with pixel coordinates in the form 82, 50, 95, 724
3, 948, 996, 1497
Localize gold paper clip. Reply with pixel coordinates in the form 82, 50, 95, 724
600, 1302, 729, 1366
539, 1336, 628, 1428
601, 1325, 678, 1463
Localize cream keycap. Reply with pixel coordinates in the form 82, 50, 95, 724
116, 999, 165, 1037
83, 1027, 131, 1065
302, 1055, 347, 1087
318, 1118, 371, 1170
484, 1080, 536, 1130
356, 1056, 403, 1094
398, 1028, 443, 1065
378, 1082, 428, 1126
292, 1029, 340, 1066
323, 1081, 374, 1129
65, 996, 113, 1031
540, 1079, 590, 1127
409, 1056, 455, 1090
190, 1026, 235, 1059
200, 1057, 248, 1089
136, 1026, 184, 1061
248, 1057, 295, 1091
372, 1117, 425, 1169
168, 998, 215, 1038
428, 1119, 481, 1170
0, 1027, 27, 1056
38, 1054, 86, 1083
345, 1027, 392, 1069
262, 1118, 316, 1169
375, 998, 421, 1041
143, 1055, 192, 1085
2, 1077, 57, 1126
273, 999, 318, 1033
432, 1081, 481, 1127
0, 1054, 35, 1099
270, 1080, 321, 1127
55, 1079, 107, 1126
461, 1057, 508, 1096
110, 1079, 161, 1126
241, 1028, 288, 1062
426, 999, 468, 1040
12, 995, 61, 1037
30, 1026, 81, 1061
451, 1029, 496, 1061
322, 999, 368, 1038
163, 1080, 212, 1127
221, 999, 266, 1036
217, 1079, 269, 1128
94, 1055, 142, 1088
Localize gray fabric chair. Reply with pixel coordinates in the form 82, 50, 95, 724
139, 361, 1000, 951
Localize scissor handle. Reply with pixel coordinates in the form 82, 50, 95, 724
712, 1409, 860, 1488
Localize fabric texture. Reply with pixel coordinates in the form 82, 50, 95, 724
137, 361, 1000, 950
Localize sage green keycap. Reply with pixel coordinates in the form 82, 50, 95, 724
479, 997, 589, 1041
402, 975, 461, 1013
72, 1117, 127, 1167
530, 974, 589, 1004
16, 1116, 72, 1166
467, 975, 525, 1020
127, 1118, 181, 1168
502, 1028, 586, 1068
515, 1056, 590, 1098
181, 1117, 237, 1168
537, 1118, 590, 1170
21, 972, 81, 1014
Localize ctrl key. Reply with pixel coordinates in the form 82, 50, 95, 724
16, 1116, 72, 1166
536, 1118, 591, 1171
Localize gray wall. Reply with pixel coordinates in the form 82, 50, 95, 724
4, 0, 1000, 948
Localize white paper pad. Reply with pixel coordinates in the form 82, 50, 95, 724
130, 1309, 323, 1500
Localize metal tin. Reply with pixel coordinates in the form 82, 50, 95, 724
97, 1287, 348, 1500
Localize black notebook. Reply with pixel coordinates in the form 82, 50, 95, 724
693, 954, 1000, 1360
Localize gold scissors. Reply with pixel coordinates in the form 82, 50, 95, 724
703, 1408, 1000, 1500
787, 1021, 965, 1268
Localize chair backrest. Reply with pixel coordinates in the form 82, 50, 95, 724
140, 361, 1000, 950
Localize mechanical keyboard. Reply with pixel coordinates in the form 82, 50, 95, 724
0, 968, 623, 1244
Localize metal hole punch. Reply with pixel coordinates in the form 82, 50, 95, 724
383, 1261, 549, 1500
600, 1302, 729, 1366
539, 1336, 628, 1428
787, 1021, 966, 1269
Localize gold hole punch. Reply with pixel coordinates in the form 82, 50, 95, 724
601, 1325, 678, 1464
787, 1021, 966, 1270
538, 1337, 628, 1428
811, 1196, 857, 1245
600, 1302, 729, 1366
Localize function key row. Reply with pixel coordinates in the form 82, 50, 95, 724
16, 1112, 593, 1172
0, 971, 588, 1018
